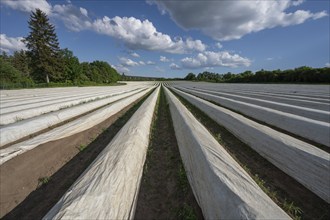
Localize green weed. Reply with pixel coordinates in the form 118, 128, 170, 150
178, 164, 189, 194
177, 203, 197, 220
283, 200, 302, 220
37, 176, 50, 188
77, 144, 87, 152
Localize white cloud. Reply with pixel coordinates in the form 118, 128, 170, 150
130, 52, 140, 57
292, 0, 304, 6
113, 64, 130, 73
181, 51, 251, 69
325, 63, 330, 67
91, 16, 206, 54
1, 0, 52, 14
79, 7, 88, 17
146, 61, 155, 65
266, 57, 274, 61
52, 4, 92, 32
170, 63, 181, 70
1, 1, 91, 32
0, 34, 27, 53
149, 0, 328, 41
2, 1, 207, 54
215, 42, 223, 49
160, 56, 170, 62
119, 57, 139, 67
155, 66, 165, 72
119, 57, 149, 67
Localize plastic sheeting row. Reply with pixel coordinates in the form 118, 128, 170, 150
0, 86, 136, 106
0, 87, 148, 147
164, 87, 290, 219
44, 86, 160, 219
172, 82, 330, 99
170, 87, 330, 203
175, 87, 330, 147
0, 87, 154, 165
185, 87, 329, 122
0, 87, 145, 125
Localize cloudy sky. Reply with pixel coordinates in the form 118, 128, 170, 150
1, 0, 329, 77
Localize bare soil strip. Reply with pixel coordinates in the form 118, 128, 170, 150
171, 89, 330, 220
135, 87, 204, 220
0, 91, 152, 219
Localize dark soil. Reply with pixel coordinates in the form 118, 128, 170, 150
1, 91, 152, 219
135, 87, 204, 220
171, 88, 330, 220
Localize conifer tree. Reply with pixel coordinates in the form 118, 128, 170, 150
24, 9, 62, 83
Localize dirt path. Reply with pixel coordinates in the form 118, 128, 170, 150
0, 93, 150, 219
135, 87, 203, 220
172, 89, 330, 220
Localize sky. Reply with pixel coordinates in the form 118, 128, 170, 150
0, 0, 329, 78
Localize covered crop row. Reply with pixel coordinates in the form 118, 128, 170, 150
170, 87, 330, 203
0, 88, 138, 117
0, 86, 133, 103
174, 82, 330, 98
174, 86, 330, 147
1, 82, 328, 219
0, 84, 151, 125
0, 87, 149, 146
163, 87, 290, 219
0, 86, 155, 165
184, 87, 330, 122
0, 81, 156, 101
44, 87, 160, 219
176, 82, 330, 109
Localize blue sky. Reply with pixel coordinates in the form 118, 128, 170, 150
1, 0, 329, 78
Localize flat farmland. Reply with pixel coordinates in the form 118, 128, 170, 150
0, 82, 329, 219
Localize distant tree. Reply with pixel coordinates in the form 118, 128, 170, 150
11, 50, 31, 77
121, 73, 126, 80
0, 51, 10, 62
0, 57, 21, 84
223, 72, 233, 80
59, 48, 82, 83
80, 61, 120, 84
0, 57, 33, 88
24, 9, 62, 83
184, 72, 196, 80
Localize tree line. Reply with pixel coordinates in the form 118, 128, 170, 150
0, 9, 120, 89
184, 66, 330, 84
120, 73, 182, 81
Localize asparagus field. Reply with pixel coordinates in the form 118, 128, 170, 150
0, 82, 329, 219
